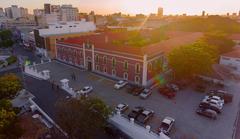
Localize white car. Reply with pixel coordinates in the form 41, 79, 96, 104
159, 117, 175, 135
114, 80, 128, 89
202, 98, 223, 109
115, 103, 129, 113
204, 95, 224, 104
80, 86, 93, 95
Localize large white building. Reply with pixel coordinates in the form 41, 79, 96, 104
4, 5, 28, 19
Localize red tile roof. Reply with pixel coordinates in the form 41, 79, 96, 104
221, 49, 240, 59
58, 31, 203, 57
229, 34, 240, 40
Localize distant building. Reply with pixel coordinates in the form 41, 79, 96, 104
158, 7, 163, 17
51, 5, 60, 13
0, 8, 4, 17
4, 5, 28, 19
20, 7, 28, 18
44, 3, 51, 14
202, 11, 206, 17
35, 13, 60, 26
34, 20, 96, 58
60, 5, 79, 21
33, 9, 44, 16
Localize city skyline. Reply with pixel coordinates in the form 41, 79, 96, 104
1, 0, 240, 15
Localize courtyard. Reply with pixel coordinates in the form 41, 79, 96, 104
32, 61, 240, 139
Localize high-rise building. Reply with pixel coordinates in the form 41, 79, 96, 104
51, 5, 60, 13
60, 5, 79, 21
0, 8, 5, 17
202, 11, 206, 17
158, 7, 163, 17
33, 9, 44, 16
20, 7, 28, 17
44, 3, 51, 14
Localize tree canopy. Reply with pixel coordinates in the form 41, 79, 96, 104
168, 42, 214, 79
202, 32, 235, 54
0, 74, 22, 99
0, 99, 23, 139
55, 97, 111, 139
166, 16, 240, 33
0, 30, 14, 48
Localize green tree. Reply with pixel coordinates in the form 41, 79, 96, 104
202, 32, 235, 54
55, 97, 111, 139
168, 43, 214, 79
0, 30, 14, 48
0, 99, 24, 139
0, 74, 22, 99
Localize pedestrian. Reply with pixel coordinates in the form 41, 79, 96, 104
51, 81, 54, 90
56, 84, 59, 92
73, 73, 76, 81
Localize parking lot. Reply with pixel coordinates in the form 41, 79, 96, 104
34, 61, 240, 139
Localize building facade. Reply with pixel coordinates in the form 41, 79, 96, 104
54, 32, 202, 87
34, 20, 96, 58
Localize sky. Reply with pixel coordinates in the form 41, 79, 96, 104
0, 0, 239, 15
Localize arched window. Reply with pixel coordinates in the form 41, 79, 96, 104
123, 72, 128, 80
103, 67, 107, 73
135, 76, 140, 84
112, 69, 116, 76
112, 58, 116, 67
95, 55, 99, 63
103, 56, 107, 64
135, 63, 140, 73
124, 61, 128, 70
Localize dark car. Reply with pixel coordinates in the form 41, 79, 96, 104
208, 90, 233, 103
199, 102, 221, 114
159, 87, 176, 99
128, 106, 145, 119
136, 109, 154, 124
196, 108, 217, 120
126, 85, 144, 96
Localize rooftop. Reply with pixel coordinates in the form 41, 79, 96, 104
58, 31, 203, 57
221, 49, 240, 59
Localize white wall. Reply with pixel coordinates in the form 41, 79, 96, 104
39, 21, 96, 36
220, 56, 240, 73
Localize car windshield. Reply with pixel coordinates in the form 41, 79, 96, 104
83, 87, 89, 91
142, 89, 149, 94
117, 81, 124, 85
161, 122, 169, 130
137, 114, 146, 122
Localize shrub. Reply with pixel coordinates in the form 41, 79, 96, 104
6, 56, 17, 65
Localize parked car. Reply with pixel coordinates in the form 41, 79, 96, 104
114, 80, 128, 89
202, 99, 223, 109
128, 106, 145, 119
199, 102, 221, 114
139, 89, 152, 99
115, 103, 129, 113
204, 95, 224, 104
196, 108, 217, 120
166, 84, 179, 92
158, 117, 175, 135
159, 87, 176, 99
0, 60, 8, 68
80, 86, 93, 95
126, 85, 144, 96
136, 109, 154, 124
208, 90, 233, 103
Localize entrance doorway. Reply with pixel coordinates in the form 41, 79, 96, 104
87, 61, 92, 71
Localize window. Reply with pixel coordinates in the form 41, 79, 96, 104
112, 58, 116, 67
103, 56, 107, 64
135, 76, 140, 84
112, 69, 116, 76
135, 63, 140, 73
148, 63, 153, 71
103, 67, 107, 73
124, 61, 128, 70
123, 72, 128, 80
95, 55, 99, 63
95, 65, 99, 71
